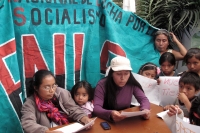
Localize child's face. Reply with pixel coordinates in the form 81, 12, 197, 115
141, 70, 156, 79
187, 56, 200, 75
74, 87, 89, 106
160, 61, 174, 76
179, 82, 197, 100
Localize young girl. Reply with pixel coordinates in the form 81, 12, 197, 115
138, 62, 159, 79
179, 48, 200, 76
164, 71, 200, 117
159, 52, 177, 76
71, 81, 94, 118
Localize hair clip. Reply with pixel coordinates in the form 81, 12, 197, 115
141, 64, 157, 70
193, 112, 200, 119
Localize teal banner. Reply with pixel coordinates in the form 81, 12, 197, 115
0, 0, 159, 132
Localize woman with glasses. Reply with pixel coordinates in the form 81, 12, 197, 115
21, 70, 93, 133
154, 29, 187, 60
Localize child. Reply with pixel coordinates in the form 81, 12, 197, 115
189, 94, 200, 125
178, 48, 200, 76
167, 94, 200, 126
138, 62, 159, 79
159, 52, 177, 76
71, 81, 94, 118
164, 71, 200, 117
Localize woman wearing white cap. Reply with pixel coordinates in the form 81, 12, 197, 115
93, 56, 150, 122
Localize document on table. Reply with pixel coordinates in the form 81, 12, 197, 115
121, 110, 146, 117
55, 117, 96, 133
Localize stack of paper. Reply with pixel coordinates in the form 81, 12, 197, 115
55, 117, 96, 133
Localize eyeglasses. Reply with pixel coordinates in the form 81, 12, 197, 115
42, 84, 58, 91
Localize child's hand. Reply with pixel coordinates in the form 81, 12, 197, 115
156, 78, 160, 85
167, 105, 182, 117
163, 105, 170, 111
111, 110, 126, 122
178, 92, 189, 104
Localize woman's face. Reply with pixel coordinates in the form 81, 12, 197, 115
36, 75, 57, 100
141, 70, 156, 79
155, 34, 169, 53
112, 70, 130, 87
187, 56, 200, 76
160, 61, 175, 76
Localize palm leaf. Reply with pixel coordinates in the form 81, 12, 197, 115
136, 0, 200, 40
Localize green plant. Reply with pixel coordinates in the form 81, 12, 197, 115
136, 0, 200, 39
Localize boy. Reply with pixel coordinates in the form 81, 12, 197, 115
164, 71, 200, 117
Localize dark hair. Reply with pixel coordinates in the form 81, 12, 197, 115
28, 69, 55, 97
184, 48, 200, 64
159, 52, 176, 66
138, 62, 157, 78
189, 95, 200, 126
71, 81, 94, 102
179, 72, 200, 92
153, 29, 173, 50
103, 69, 143, 110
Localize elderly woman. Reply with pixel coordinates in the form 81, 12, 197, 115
21, 70, 93, 133
154, 29, 187, 60
93, 56, 150, 122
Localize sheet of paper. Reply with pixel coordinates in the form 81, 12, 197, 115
121, 111, 146, 117
55, 123, 83, 133
75, 117, 97, 132
157, 110, 189, 123
157, 110, 168, 118
183, 117, 189, 123
55, 117, 97, 133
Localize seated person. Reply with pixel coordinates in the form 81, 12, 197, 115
71, 81, 94, 118
21, 70, 93, 133
164, 72, 200, 117
93, 56, 150, 122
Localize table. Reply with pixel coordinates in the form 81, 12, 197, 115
50, 103, 171, 133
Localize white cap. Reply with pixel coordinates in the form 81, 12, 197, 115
110, 56, 132, 71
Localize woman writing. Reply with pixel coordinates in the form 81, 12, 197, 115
154, 29, 187, 60
93, 56, 150, 122
21, 70, 93, 133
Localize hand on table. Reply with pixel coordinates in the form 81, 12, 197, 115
111, 110, 126, 122
80, 116, 94, 130
167, 105, 182, 117
142, 109, 151, 119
